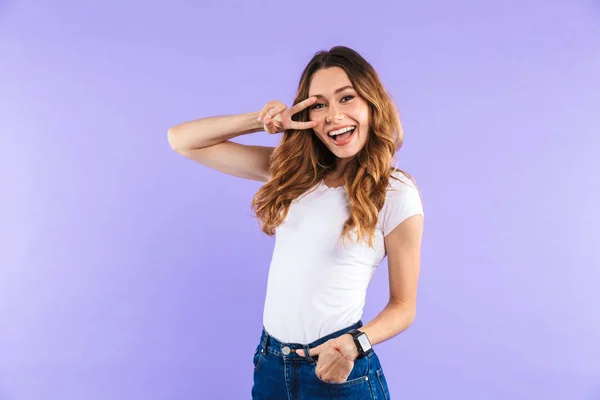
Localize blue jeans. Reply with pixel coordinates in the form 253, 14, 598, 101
252, 320, 391, 399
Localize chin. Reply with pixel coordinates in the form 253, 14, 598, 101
332, 148, 360, 159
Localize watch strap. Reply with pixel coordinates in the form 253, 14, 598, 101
347, 329, 367, 357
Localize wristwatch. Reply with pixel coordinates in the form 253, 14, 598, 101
347, 329, 372, 358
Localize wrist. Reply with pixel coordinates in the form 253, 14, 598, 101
340, 334, 360, 361
249, 111, 266, 132
346, 329, 372, 359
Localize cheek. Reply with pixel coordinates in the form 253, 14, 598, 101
310, 115, 328, 138
312, 127, 328, 143
309, 113, 325, 129
350, 103, 370, 126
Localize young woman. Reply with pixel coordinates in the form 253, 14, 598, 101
168, 46, 424, 400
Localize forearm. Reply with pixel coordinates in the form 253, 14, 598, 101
167, 111, 264, 151
359, 301, 416, 346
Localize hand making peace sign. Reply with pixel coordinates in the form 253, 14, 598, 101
257, 97, 318, 134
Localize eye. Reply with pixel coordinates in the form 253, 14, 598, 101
310, 95, 354, 110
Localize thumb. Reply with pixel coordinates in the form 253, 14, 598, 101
296, 343, 324, 358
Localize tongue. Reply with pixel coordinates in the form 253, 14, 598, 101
334, 130, 353, 142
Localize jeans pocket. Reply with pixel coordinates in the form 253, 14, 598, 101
302, 357, 373, 399
313, 353, 371, 388
313, 368, 370, 388
253, 345, 263, 372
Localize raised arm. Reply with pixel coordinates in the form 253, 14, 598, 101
167, 97, 317, 182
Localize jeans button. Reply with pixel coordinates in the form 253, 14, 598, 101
282, 346, 291, 355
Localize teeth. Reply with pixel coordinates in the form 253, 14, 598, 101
328, 126, 356, 137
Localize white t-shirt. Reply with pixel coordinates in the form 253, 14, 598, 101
262, 170, 424, 344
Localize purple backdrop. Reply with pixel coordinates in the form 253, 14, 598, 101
1, 0, 599, 399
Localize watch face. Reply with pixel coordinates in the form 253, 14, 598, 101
357, 333, 372, 352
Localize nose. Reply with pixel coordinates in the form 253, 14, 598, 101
326, 103, 344, 123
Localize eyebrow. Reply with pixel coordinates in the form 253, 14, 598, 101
310, 85, 354, 99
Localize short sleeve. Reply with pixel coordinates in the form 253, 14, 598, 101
380, 172, 424, 237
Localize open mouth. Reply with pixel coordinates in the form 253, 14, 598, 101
327, 126, 356, 146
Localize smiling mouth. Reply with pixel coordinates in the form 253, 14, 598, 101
328, 126, 356, 145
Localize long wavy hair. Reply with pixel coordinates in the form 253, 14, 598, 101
251, 46, 412, 247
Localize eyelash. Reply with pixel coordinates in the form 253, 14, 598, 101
310, 95, 354, 110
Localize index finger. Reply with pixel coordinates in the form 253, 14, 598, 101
288, 96, 317, 115
289, 120, 317, 130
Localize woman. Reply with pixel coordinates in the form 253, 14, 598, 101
168, 46, 424, 399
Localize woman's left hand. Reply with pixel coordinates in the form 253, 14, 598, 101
295, 334, 359, 383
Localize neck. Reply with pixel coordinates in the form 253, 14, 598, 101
331, 158, 352, 177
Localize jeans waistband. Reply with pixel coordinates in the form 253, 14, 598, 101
259, 320, 363, 359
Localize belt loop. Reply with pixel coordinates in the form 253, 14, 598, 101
303, 344, 315, 363
260, 329, 269, 355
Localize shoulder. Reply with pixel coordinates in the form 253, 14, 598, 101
382, 168, 424, 213
387, 168, 421, 195
379, 168, 424, 235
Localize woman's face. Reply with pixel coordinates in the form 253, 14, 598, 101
308, 67, 370, 161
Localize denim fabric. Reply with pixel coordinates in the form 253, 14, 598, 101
251, 320, 391, 400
